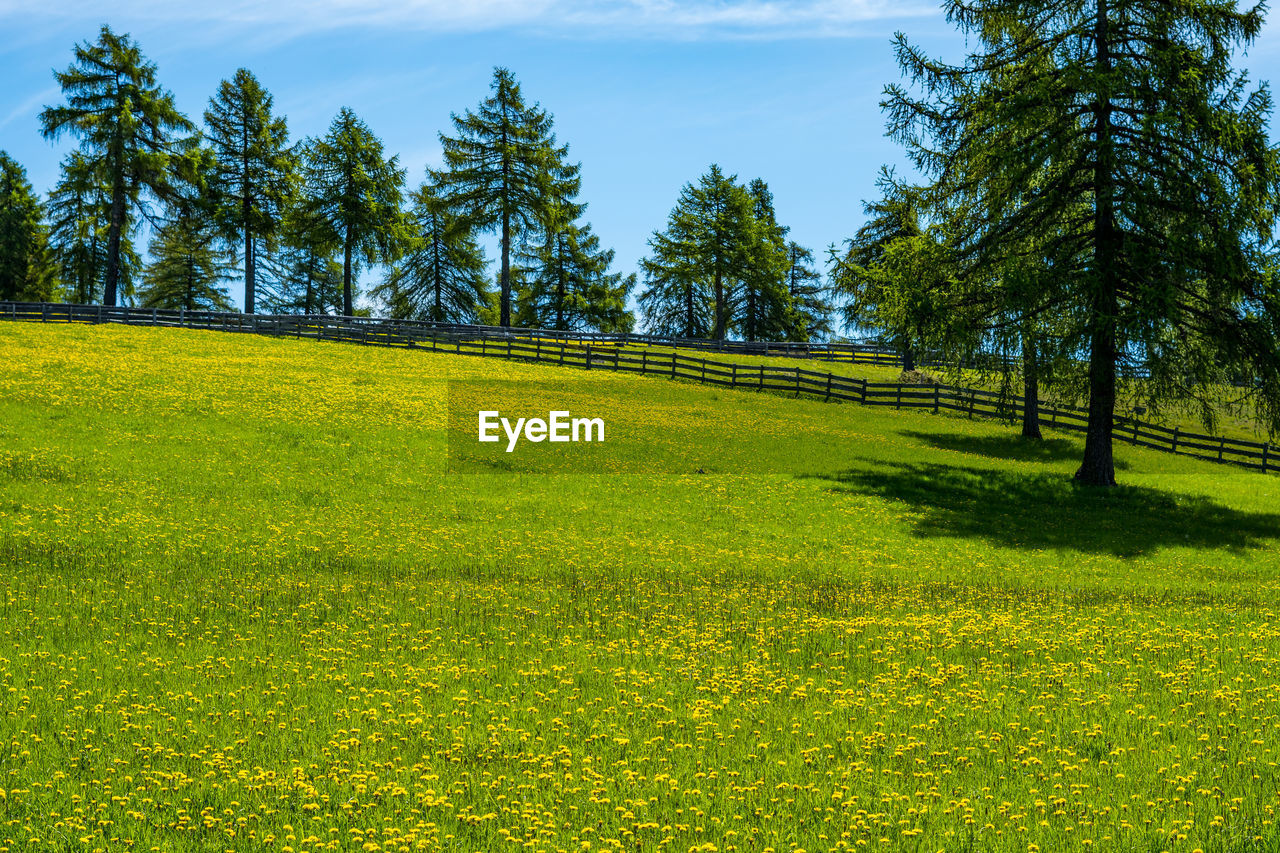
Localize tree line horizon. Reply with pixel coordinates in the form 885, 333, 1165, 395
0, 27, 834, 342
4, 0, 1280, 488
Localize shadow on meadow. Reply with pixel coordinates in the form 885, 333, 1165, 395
898, 429, 1131, 471
803, 457, 1280, 558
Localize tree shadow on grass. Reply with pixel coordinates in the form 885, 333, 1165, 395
898, 429, 1130, 470
803, 460, 1280, 557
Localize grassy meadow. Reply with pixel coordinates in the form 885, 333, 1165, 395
2, 322, 1280, 852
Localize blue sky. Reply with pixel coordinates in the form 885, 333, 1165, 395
4, 0, 1280, 315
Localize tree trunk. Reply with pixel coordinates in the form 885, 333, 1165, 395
1077, 291, 1117, 485
500, 208, 511, 327
685, 281, 695, 338
304, 265, 314, 315
343, 231, 354, 317
1021, 325, 1042, 440
901, 334, 916, 372
87, 229, 99, 304
556, 266, 566, 332
244, 227, 255, 314
243, 136, 254, 314
432, 224, 443, 322
1076, 0, 1118, 487
745, 286, 756, 342
712, 264, 725, 340
103, 166, 126, 307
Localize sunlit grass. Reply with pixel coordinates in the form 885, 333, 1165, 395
0, 322, 1278, 852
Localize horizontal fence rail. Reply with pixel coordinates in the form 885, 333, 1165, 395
3, 301, 1271, 475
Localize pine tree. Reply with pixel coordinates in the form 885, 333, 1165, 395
40, 25, 194, 307
264, 203, 349, 315
204, 68, 294, 314
139, 143, 232, 311
514, 219, 635, 332
0, 152, 56, 302
737, 178, 797, 342
639, 165, 755, 340
140, 208, 233, 311
885, 0, 1280, 485
512, 147, 634, 332
639, 228, 709, 339
296, 109, 405, 317
372, 178, 489, 323
830, 172, 944, 370
263, 241, 344, 316
786, 243, 833, 340
46, 151, 141, 305
435, 67, 559, 327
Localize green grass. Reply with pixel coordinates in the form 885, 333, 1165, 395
1, 322, 1279, 853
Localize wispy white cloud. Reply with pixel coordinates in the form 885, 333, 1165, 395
0, 85, 58, 132
1, 0, 933, 41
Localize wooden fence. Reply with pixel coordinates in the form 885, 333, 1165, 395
3, 301, 1273, 475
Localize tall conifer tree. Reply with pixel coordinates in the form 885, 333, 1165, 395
46, 152, 141, 305
786, 242, 833, 340
373, 179, 490, 323
140, 145, 232, 311
737, 178, 797, 341
515, 219, 635, 332
886, 0, 1280, 485
435, 67, 557, 327
0, 152, 56, 302
640, 165, 755, 340
204, 68, 294, 314
296, 109, 405, 317
40, 26, 194, 307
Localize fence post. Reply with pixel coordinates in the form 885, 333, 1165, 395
586, 348, 591, 370
794, 368, 801, 397
731, 364, 737, 387
701, 359, 706, 383
1171, 427, 1179, 454
933, 385, 940, 414
860, 378, 867, 404
1219, 438, 1226, 462
1263, 443, 1270, 473
758, 366, 764, 391
825, 373, 832, 402
41, 303, 48, 322
641, 351, 647, 374
895, 385, 901, 410
1132, 418, 1139, 445
671, 354, 676, 379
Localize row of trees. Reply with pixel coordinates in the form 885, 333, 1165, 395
1, 26, 838, 338
0, 27, 642, 330
826, 0, 1280, 486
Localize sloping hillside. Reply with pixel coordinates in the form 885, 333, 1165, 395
1, 322, 1278, 852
